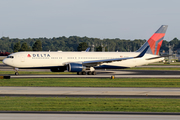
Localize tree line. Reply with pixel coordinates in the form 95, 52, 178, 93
13, 40, 42, 52
0, 36, 180, 53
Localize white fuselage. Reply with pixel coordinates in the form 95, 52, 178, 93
3, 51, 163, 69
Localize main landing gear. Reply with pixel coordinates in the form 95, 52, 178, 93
77, 71, 96, 75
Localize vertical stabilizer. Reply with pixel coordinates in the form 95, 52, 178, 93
136, 25, 168, 55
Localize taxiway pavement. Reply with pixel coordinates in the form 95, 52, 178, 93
1, 63, 180, 78
0, 87, 180, 98
0, 114, 180, 120
8, 74, 180, 78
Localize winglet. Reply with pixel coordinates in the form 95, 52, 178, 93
85, 47, 90, 52
135, 46, 149, 58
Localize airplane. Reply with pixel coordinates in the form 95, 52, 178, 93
3, 25, 168, 75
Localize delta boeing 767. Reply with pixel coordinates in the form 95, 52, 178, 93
3, 25, 168, 75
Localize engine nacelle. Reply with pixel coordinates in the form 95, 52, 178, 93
50, 66, 66, 72
67, 63, 86, 72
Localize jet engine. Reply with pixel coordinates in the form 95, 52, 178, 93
67, 63, 86, 72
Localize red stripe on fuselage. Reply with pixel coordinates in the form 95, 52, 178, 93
147, 33, 165, 54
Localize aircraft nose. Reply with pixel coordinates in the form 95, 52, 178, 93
2, 58, 7, 65
3, 58, 14, 66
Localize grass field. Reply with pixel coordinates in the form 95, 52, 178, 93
0, 78, 180, 87
1, 61, 180, 113
0, 97, 179, 112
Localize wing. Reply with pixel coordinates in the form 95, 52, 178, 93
81, 46, 149, 67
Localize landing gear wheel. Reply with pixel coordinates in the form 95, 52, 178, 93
82, 71, 86, 75
92, 71, 96, 75
87, 71, 92, 75
15, 72, 19, 75
77, 72, 82, 75
14, 68, 19, 76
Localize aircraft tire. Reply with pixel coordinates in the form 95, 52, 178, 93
77, 72, 82, 75
87, 71, 92, 75
15, 72, 19, 75
82, 71, 86, 75
92, 71, 96, 75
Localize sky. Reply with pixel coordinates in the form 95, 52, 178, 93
0, 0, 180, 41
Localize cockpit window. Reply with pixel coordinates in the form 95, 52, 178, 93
7, 56, 14, 58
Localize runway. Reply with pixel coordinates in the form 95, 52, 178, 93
8, 74, 180, 78
138, 65, 180, 68
1, 63, 180, 78
1, 87, 180, 98
1, 62, 180, 73
0, 114, 180, 120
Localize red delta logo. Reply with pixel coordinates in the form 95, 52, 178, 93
27, 54, 31, 57
147, 33, 165, 55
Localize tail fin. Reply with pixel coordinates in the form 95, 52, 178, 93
136, 25, 168, 55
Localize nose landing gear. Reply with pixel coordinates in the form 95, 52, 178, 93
15, 72, 19, 75
14, 68, 19, 75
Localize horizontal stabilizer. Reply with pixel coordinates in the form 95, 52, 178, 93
146, 54, 172, 60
